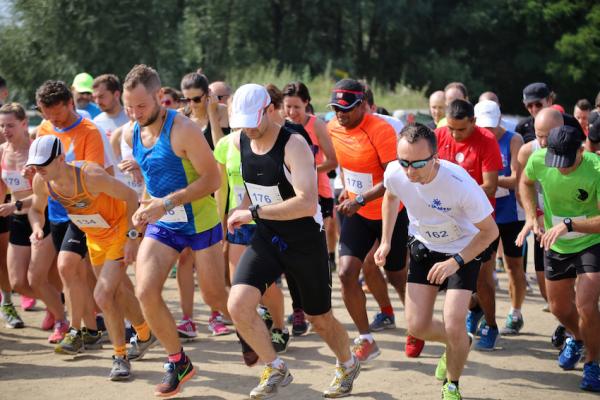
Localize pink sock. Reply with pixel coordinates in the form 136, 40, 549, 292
168, 350, 183, 363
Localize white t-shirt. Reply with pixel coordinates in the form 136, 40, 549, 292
93, 109, 129, 139
375, 113, 404, 135
384, 159, 493, 254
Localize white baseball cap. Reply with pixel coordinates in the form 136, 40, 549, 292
474, 100, 501, 128
229, 84, 271, 129
26, 135, 63, 166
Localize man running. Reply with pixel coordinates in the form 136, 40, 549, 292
28, 134, 153, 380
227, 83, 359, 399
122, 64, 230, 398
92, 74, 129, 139
516, 125, 600, 392
375, 123, 498, 400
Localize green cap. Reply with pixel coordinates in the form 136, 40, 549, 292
72, 72, 94, 93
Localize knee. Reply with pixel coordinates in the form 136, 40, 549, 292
306, 312, 331, 332
227, 294, 255, 326
57, 261, 80, 282
407, 316, 430, 338
387, 270, 405, 287
575, 299, 597, 322
93, 285, 114, 312
27, 269, 46, 290
338, 265, 359, 287
444, 319, 467, 342
549, 299, 574, 321
10, 277, 29, 294
134, 282, 161, 307
200, 284, 225, 305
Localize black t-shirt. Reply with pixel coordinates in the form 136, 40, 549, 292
515, 112, 585, 143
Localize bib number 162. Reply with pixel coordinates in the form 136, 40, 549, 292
425, 230, 448, 239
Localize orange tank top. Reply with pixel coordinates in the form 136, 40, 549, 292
304, 115, 333, 199
47, 162, 126, 241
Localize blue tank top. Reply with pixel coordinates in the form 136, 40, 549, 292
132, 109, 219, 235
495, 130, 524, 223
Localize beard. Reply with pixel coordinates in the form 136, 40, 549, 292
140, 102, 162, 127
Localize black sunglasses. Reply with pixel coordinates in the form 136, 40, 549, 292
331, 101, 362, 113
180, 94, 206, 103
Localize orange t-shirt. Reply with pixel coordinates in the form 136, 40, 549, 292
37, 118, 105, 166
305, 115, 333, 198
328, 113, 402, 220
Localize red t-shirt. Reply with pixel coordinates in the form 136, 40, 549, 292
435, 125, 502, 206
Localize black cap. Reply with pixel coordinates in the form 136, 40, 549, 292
545, 125, 582, 168
589, 117, 600, 144
523, 82, 551, 104
328, 79, 364, 110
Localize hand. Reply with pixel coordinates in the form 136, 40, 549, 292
374, 242, 391, 267
0, 203, 16, 217
29, 228, 45, 248
22, 165, 35, 180
206, 92, 219, 116
118, 159, 140, 173
132, 198, 166, 226
337, 189, 348, 203
130, 169, 143, 185
515, 218, 543, 247
123, 238, 140, 265
540, 222, 568, 251
227, 209, 252, 234
336, 198, 361, 217
427, 258, 460, 285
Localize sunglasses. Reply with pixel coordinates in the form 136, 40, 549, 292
331, 101, 361, 114
161, 99, 173, 106
398, 154, 435, 169
526, 102, 544, 109
216, 94, 229, 101
180, 94, 206, 103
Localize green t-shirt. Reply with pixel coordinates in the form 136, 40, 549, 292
213, 135, 247, 211
525, 149, 600, 254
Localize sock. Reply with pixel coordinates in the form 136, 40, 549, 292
133, 321, 150, 342
381, 305, 394, 317
168, 348, 184, 363
60, 292, 65, 304
114, 344, 127, 358
125, 319, 132, 328
1, 290, 11, 305
70, 327, 82, 336
340, 355, 356, 369
328, 252, 335, 261
86, 328, 99, 336
182, 314, 192, 322
268, 357, 285, 369
210, 310, 220, 319
469, 304, 482, 313
359, 333, 374, 343
510, 308, 522, 319
451, 380, 459, 388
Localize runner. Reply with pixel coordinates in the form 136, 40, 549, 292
27, 134, 154, 380
0, 103, 65, 338
72, 73, 101, 119
428, 90, 445, 129
208, 81, 232, 106
516, 125, 600, 392
573, 99, 592, 136
327, 79, 409, 362
474, 100, 527, 335
122, 64, 231, 397
160, 87, 182, 110
227, 83, 359, 398
435, 99, 503, 351
375, 123, 498, 400
92, 74, 129, 139
436, 82, 468, 128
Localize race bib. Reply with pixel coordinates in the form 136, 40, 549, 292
551, 215, 587, 239
245, 182, 283, 206
342, 168, 373, 195
124, 174, 144, 196
3, 170, 31, 192
159, 205, 188, 223
68, 213, 110, 229
233, 185, 246, 207
495, 186, 510, 198
418, 220, 463, 244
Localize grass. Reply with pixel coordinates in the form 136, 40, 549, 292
226, 62, 427, 114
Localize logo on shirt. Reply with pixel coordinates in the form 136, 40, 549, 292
577, 189, 589, 201
455, 152, 465, 163
429, 198, 452, 212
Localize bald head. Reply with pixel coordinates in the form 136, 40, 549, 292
209, 81, 232, 105
534, 107, 563, 148
429, 90, 445, 124
479, 91, 499, 105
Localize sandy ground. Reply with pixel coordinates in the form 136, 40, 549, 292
1, 251, 598, 400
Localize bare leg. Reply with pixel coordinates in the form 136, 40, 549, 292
194, 241, 231, 320
176, 248, 195, 318
575, 273, 600, 362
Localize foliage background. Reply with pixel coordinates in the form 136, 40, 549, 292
0, 0, 598, 113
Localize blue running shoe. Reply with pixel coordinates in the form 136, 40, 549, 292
369, 313, 396, 332
581, 362, 600, 392
559, 337, 583, 370
476, 324, 499, 351
466, 309, 484, 335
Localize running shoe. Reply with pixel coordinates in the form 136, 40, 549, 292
271, 328, 290, 354
55, 328, 84, 355
581, 361, 600, 392
369, 313, 396, 332
441, 382, 462, 400
109, 355, 131, 381
558, 337, 583, 370
352, 337, 381, 363
323, 355, 361, 398
465, 309, 484, 335
551, 324, 567, 349
258, 306, 273, 330
405, 335, 425, 358
154, 356, 195, 398
168, 264, 177, 279
291, 308, 309, 336
435, 351, 447, 381
495, 257, 505, 272
48, 320, 69, 343
500, 313, 524, 335
20, 295, 36, 311
476, 324, 499, 351
542, 303, 550, 312
328, 258, 337, 273
177, 318, 198, 340
1, 303, 24, 329
41, 310, 55, 331
208, 312, 232, 336
250, 363, 293, 399
128, 333, 158, 361
82, 327, 103, 350
125, 325, 136, 342
96, 314, 107, 332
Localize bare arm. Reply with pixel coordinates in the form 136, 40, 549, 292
110, 125, 124, 161
458, 215, 498, 263
374, 189, 401, 266
215, 162, 229, 222
28, 174, 49, 234
498, 134, 523, 190
207, 95, 226, 147
480, 170, 499, 198
313, 118, 337, 173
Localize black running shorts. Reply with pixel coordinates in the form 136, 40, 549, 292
9, 213, 51, 246
544, 241, 600, 281
50, 221, 88, 258
408, 251, 480, 291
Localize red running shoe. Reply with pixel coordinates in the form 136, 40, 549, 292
405, 335, 425, 358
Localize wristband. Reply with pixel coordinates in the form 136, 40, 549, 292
15, 200, 23, 211
452, 253, 465, 268
249, 204, 260, 220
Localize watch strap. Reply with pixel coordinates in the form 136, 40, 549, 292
452, 253, 465, 268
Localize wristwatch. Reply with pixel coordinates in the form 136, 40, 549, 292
163, 198, 176, 212
249, 204, 260, 220
14, 200, 23, 212
452, 253, 465, 268
355, 194, 366, 206
126, 229, 142, 239
563, 217, 573, 232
